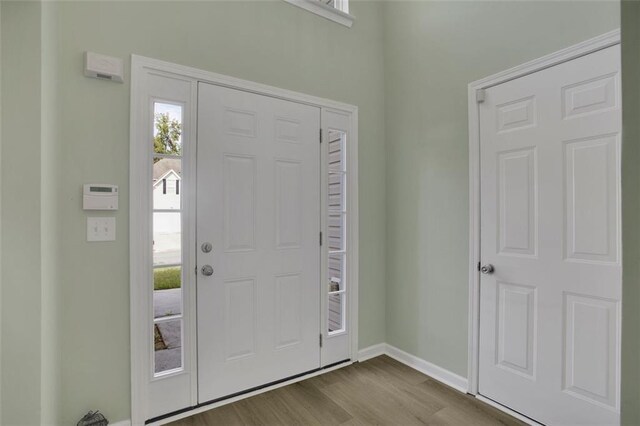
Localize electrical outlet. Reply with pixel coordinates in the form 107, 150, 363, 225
87, 217, 116, 242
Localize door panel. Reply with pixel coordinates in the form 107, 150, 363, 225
196, 83, 321, 403
496, 282, 536, 378
479, 45, 621, 425
563, 293, 618, 408
497, 148, 537, 257
223, 154, 256, 252
564, 135, 618, 263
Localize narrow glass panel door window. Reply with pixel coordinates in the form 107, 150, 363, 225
328, 253, 345, 333
327, 130, 347, 335
152, 102, 184, 375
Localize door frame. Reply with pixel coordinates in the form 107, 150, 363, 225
130, 55, 359, 425
466, 29, 621, 396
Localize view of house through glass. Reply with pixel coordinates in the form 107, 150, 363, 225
152, 102, 184, 375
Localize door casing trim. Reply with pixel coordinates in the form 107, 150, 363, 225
130, 55, 359, 425
466, 29, 621, 396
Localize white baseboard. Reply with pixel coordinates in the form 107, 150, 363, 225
357, 343, 386, 362
136, 345, 468, 426
385, 344, 469, 393
357, 343, 469, 394
129, 345, 531, 426
130, 345, 528, 426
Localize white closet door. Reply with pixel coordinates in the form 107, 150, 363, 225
196, 83, 321, 403
479, 45, 621, 425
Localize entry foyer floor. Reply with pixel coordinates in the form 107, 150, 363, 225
169, 355, 523, 425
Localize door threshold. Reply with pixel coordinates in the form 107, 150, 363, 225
147, 359, 351, 425
475, 394, 542, 426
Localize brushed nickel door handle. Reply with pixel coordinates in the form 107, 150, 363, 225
480, 264, 495, 274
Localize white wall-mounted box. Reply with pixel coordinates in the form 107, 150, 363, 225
84, 51, 124, 83
83, 184, 118, 210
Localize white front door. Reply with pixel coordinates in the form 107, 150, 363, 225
479, 45, 621, 425
196, 83, 321, 403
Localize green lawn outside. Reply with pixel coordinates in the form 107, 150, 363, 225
154, 267, 182, 290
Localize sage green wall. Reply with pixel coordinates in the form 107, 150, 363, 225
1, 2, 43, 425
0, 1, 3, 422
40, 1, 61, 423
48, 1, 386, 424
1, 2, 62, 424
621, 1, 640, 424
0, 2, 3, 421
1, 1, 632, 424
383, 1, 620, 377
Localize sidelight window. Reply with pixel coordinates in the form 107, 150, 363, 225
152, 102, 184, 375
327, 130, 347, 334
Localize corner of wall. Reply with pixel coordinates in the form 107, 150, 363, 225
376, 0, 388, 348
1, 1, 63, 424
0, 1, 44, 424
40, 0, 62, 424
620, 2, 640, 424
380, 0, 392, 351
0, 1, 3, 421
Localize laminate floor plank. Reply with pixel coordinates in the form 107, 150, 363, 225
199, 403, 244, 426
317, 372, 429, 425
232, 394, 284, 425
168, 356, 525, 426
258, 388, 322, 426
278, 381, 353, 424
322, 362, 443, 424
353, 361, 446, 416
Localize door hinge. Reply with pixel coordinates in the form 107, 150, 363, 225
319, 333, 323, 347
320, 231, 323, 246
320, 128, 323, 144
476, 89, 486, 103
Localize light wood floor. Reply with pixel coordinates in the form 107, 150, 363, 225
169, 355, 524, 426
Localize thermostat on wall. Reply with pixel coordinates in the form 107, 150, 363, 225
83, 184, 118, 210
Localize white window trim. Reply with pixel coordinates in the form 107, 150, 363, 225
320, 110, 357, 366
130, 54, 359, 425
283, 0, 354, 28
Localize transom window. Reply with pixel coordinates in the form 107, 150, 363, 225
318, 0, 348, 14
283, 0, 354, 28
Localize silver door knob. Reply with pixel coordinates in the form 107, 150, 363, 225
201, 265, 214, 276
201, 242, 212, 253
480, 264, 494, 274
